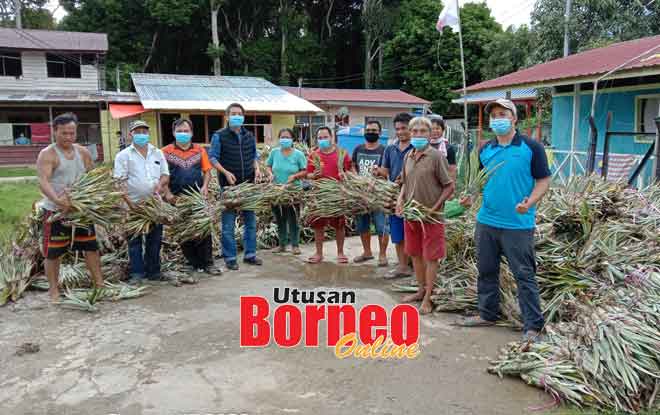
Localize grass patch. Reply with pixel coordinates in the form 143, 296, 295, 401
0, 181, 41, 237
0, 166, 37, 177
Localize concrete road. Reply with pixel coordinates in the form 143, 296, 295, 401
0, 237, 547, 415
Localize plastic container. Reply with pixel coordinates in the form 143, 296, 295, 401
336, 125, 389, 155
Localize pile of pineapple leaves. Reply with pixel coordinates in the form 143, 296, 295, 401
393, 176, 660, 413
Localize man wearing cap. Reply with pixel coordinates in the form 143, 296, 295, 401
114, 120, 170, 284
459, 99, 551, 342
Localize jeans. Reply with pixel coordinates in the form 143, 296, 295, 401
272, 205, 300, 247
128, 224, 163, 279
475, 222, 544, 332
221, 209, 256, 264
355, 211, 388, 236
181, 235, 213, 269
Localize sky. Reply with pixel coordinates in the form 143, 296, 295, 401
47, 0, 534, 28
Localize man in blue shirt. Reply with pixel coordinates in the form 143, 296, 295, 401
459, 99, 551, 342
379, 112, 414, 279
209, 102, 263, 271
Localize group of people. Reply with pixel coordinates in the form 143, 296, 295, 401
37, 97, 551, 341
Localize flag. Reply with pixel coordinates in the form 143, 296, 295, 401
436, 0, 460, 32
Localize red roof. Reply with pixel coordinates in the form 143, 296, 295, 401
467, 35, 660, 91
280, 87, 430, 105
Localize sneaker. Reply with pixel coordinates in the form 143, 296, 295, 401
243, 257, 263, 266
181, 264, 195, 272
127, 276, 144, 286
205, 264, 223, 275
225, 261, 239, 271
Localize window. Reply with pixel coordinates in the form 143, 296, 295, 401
189, 114, 206, 144
46, 53, 81, 78
243, 114, 271, 143
636, 96, 660, 144
0, 51, 22, 77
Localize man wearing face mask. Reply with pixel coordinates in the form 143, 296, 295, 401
395, 117, 454, 315
458, 99, 551, 342
209, 103, 262, 271
351, 120, 388, 266
161, 118, 221, 277
114, 120, 170, 284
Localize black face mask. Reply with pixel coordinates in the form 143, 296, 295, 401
365, 132, 380, 143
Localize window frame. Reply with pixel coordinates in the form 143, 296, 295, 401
634, 94, 660, 144
0, 50, 22, 77
46, 53, 82, 79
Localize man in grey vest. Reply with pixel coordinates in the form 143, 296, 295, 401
36, 112, 104, 302
209, 102, 263, 271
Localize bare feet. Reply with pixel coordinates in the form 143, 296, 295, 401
402, 289, 425, 303
419, 298, 434, 314
48, 289, 60, 303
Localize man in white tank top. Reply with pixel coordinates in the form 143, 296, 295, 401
36, 112, 104, 302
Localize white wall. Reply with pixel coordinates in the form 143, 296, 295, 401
0, 51, 99, 91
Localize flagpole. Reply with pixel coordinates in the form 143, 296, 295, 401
455, 0, 470, 165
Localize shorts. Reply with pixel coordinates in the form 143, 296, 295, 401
41, 211, 98, 259
309, 216, 346, 230
355, 211, 388, 236
404, 221, 446, 261
389, 215, 405, 245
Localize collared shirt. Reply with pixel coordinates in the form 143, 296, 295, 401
477, 132, 551, 230
306, 148, 352, 181
401, 145, 452, 215
381, 140, 413, 182
113, 143, 169, 202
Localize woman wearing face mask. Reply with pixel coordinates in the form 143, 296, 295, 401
305, 126, 352, 264
266, 128, 308, 255
395, 117, 455, 314
161, 118, 221, 276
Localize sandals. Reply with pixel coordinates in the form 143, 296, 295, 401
353, 254, 374, 263
337, 255, 349, 264
307, 255, 323, 264
377, 257, 389, 267
291, 247, 301, 255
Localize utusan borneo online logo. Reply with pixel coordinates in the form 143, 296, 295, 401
240, 288, 420, 359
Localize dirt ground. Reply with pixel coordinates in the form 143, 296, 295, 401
1, 236, 549, 415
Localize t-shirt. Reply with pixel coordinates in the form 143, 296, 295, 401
401, 146, 453, 217
477, 133, 551, 230
352, 144, 385, 176
431, 142, 457, 165
381, 141, 414, 182
306, 148, 352, 181
267, 147, 307, 185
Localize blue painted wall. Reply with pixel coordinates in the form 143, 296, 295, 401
550, 86, 660, 183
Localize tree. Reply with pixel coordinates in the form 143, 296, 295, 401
0, 0, 53, 29
530, 0, 660, 63
362, 0, 386, 88
481, 25, 533, 80
384, 0, 502, 114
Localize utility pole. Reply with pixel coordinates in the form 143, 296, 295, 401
15, 0, 22, 29
563, 0, 572, 57
298, 77, 303, 97
116, 67, 121, 92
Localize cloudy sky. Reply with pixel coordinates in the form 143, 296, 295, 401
47, 0, 534, 27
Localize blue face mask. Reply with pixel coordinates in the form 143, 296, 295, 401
279, 138, 293, 149
175, 132, 192, 144
490, 118, 513, 136
132, 133, 150, 147
410, 137, 428, 150
229, 115, 244, 128
318, 139, 331, 149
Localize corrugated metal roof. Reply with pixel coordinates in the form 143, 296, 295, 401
281, 86, 430, 105
451, 88, 537, 104
131, 73, 323, 113
467, 35, 660, 91
0, 90, 139, 103
0, 28, 108, 52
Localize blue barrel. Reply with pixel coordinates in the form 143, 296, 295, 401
336, 125, 389, 155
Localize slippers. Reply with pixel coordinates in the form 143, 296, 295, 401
337, 255, 349, 264
353, 255, 374, 263
384, 270, 411, 280
377, 257, 389, 267
307, 255, 323, 264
